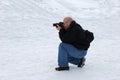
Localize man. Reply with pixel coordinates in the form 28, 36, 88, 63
55, 17, 90, 71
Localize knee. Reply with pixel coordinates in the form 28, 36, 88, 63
59, 43, 72, 49
59, 43, 65, 49
59, 43, 67, 47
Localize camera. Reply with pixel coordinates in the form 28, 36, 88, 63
53, 22, 64, 28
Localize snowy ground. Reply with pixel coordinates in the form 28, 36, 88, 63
0, 0, 120, 80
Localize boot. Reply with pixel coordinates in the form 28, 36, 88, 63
55, 67, 69, 71
78, 58, 86, 68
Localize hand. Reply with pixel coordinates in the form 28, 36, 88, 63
56, 25, 62, 30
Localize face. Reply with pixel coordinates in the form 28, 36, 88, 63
63, 19, 71, 29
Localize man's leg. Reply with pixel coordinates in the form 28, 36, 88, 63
68, 55, 80, 65
55, 43, 70, 71
58, 43, 69, 67
56, 43, 87, 71
59, 43, 87, 65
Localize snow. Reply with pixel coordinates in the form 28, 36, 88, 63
0, 0, 120, 80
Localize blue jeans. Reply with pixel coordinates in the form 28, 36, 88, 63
58, 43, 87, 67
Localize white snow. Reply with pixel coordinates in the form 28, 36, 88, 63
0, 0, 120, 80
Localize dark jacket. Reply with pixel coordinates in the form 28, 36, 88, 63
59, 21, 90, 50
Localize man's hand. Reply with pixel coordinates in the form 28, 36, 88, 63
56, 25, 62, 30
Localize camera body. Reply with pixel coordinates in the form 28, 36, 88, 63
53, 22, 64, 28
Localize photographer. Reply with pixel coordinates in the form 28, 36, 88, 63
54, 17, 92, 71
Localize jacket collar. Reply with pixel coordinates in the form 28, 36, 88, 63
70, 21, 76, 27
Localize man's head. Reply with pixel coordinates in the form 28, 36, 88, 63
63, 17, 73, 29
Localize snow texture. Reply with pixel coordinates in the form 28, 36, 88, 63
0, 0, 120, 80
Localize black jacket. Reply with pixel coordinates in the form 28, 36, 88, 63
59, 21, 90, 50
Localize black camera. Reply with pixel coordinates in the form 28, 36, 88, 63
53, 22, 64, 28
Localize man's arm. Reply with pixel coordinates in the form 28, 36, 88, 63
59, 29, 77, 43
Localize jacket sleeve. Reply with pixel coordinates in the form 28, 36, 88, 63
59, 29, 77, 43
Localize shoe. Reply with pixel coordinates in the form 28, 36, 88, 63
55, 67, 69, 71
78, 58, 86, 68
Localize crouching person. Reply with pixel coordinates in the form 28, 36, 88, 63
55, 17, 94, 71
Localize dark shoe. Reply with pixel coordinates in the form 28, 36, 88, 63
78, 58, 86, 68
55, 67, 69, 71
